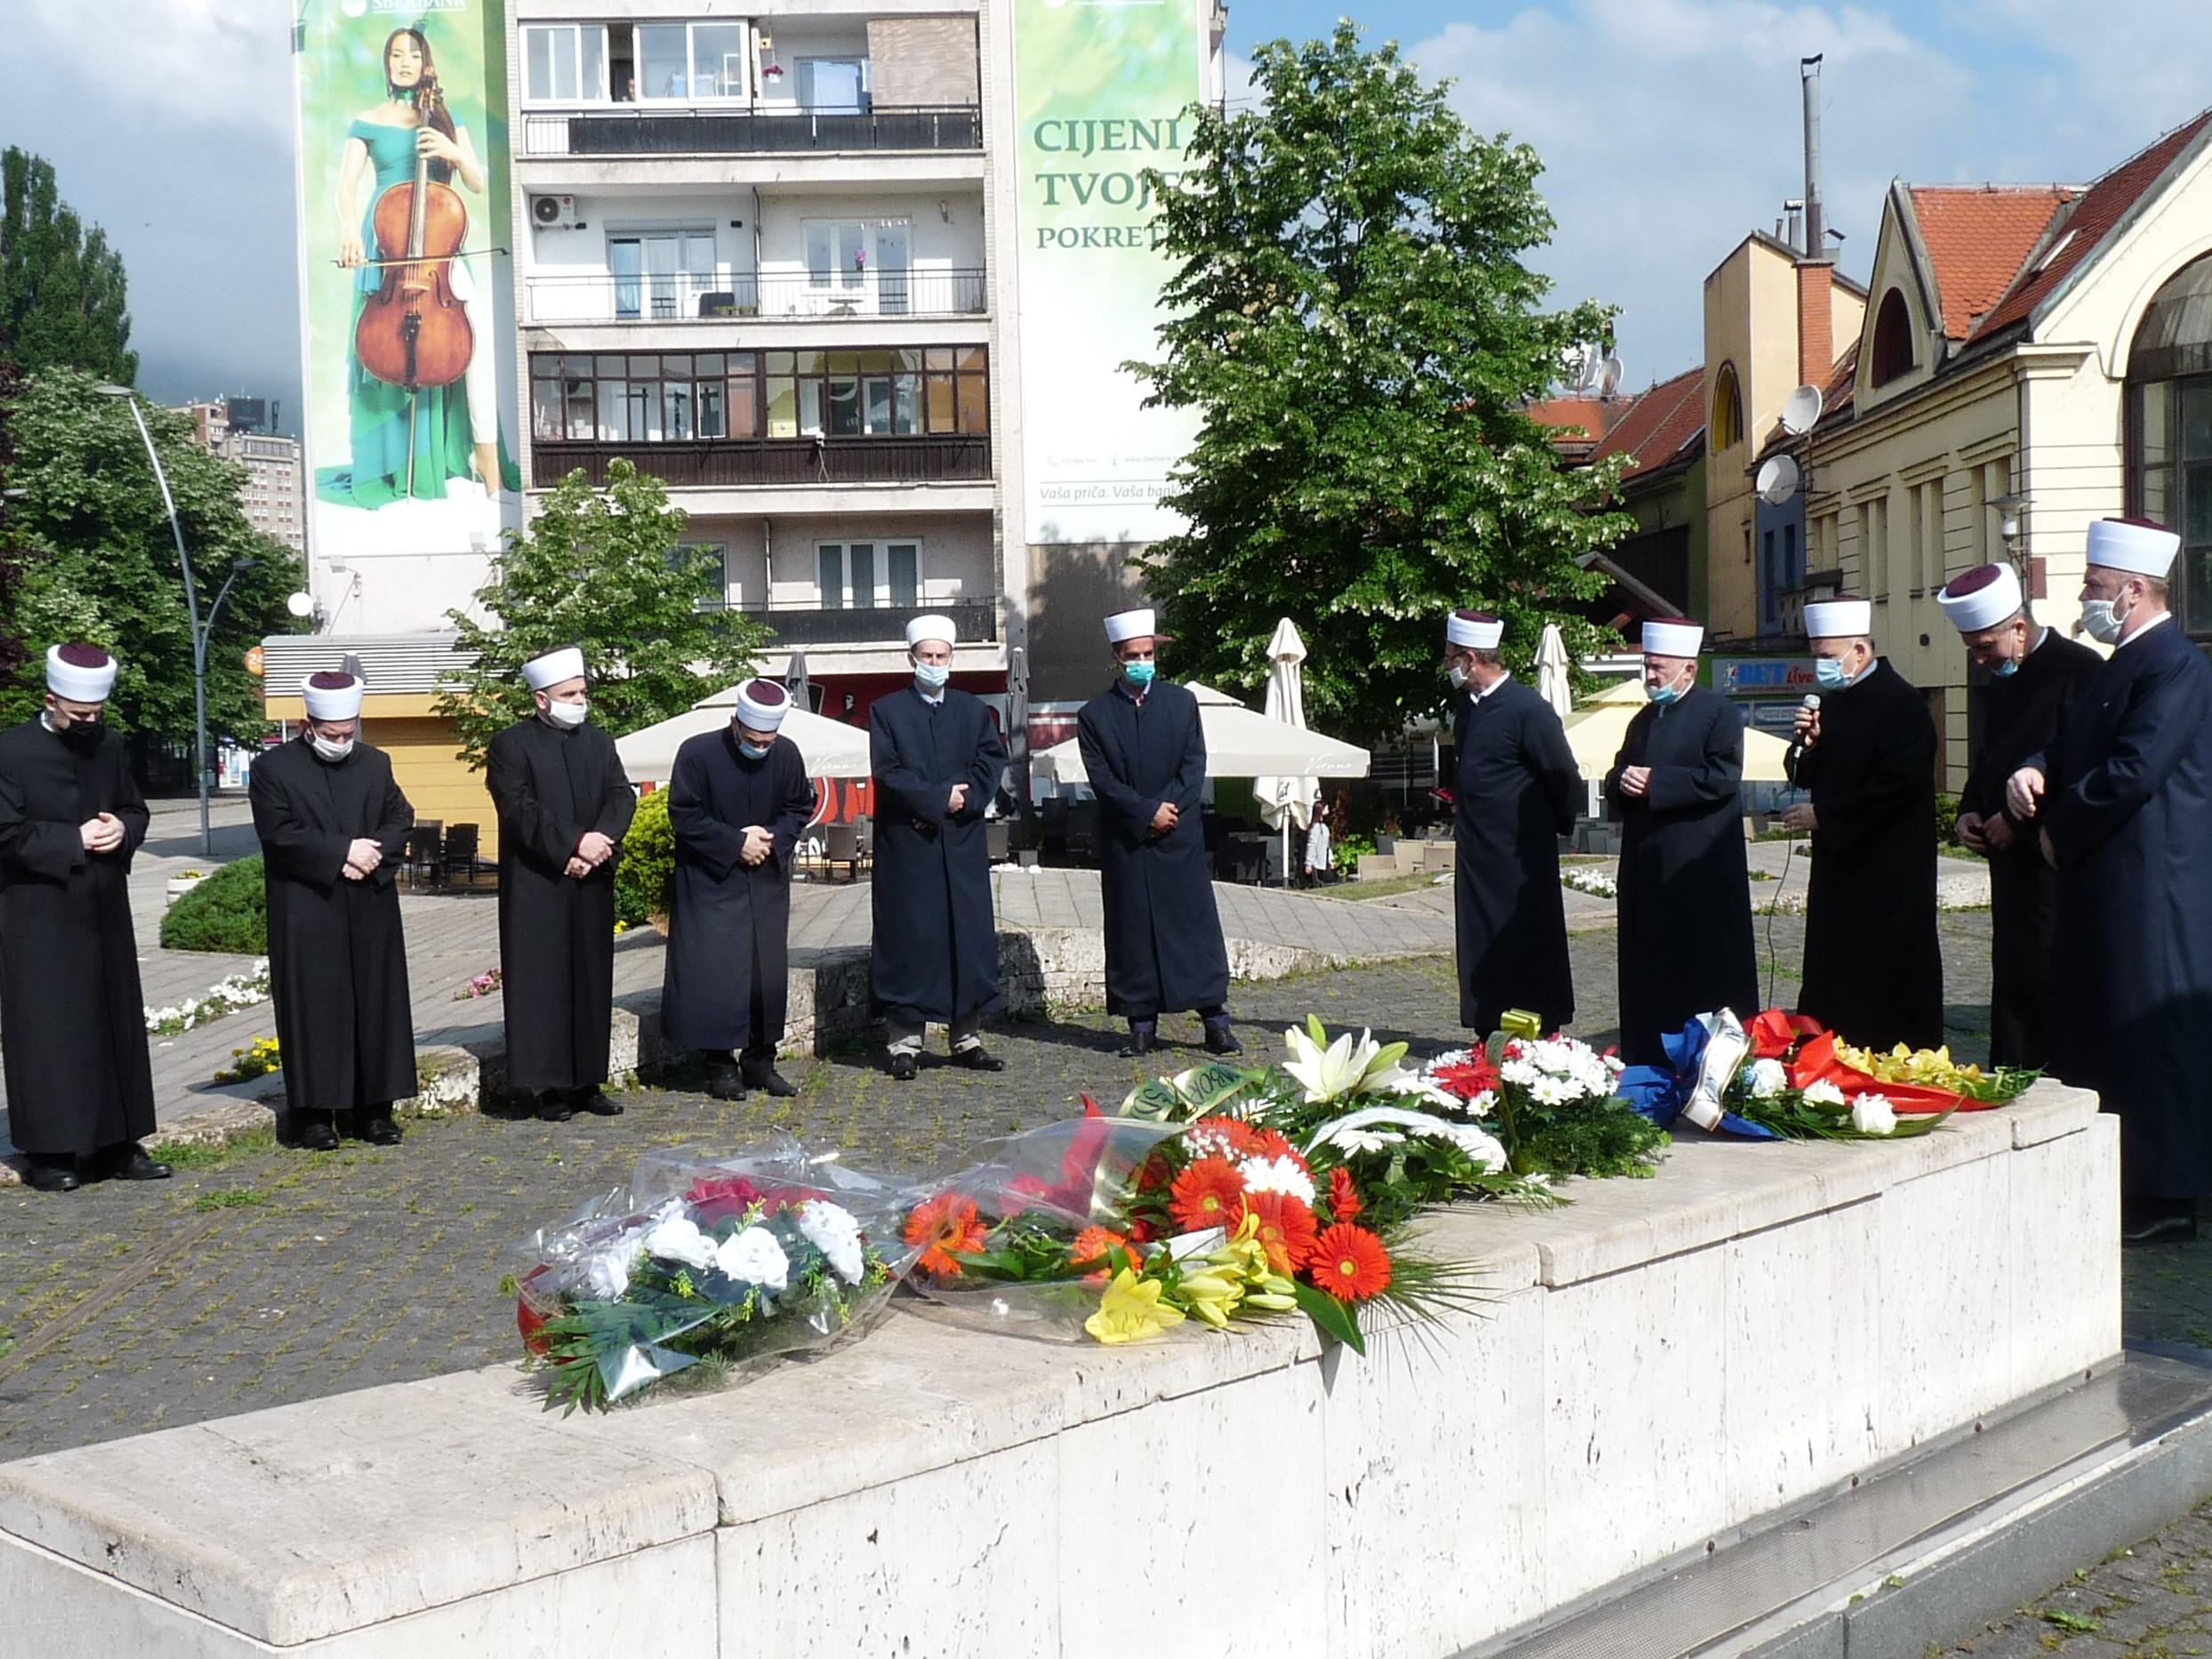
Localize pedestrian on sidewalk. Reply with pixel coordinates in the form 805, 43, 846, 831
662, 680, 813, 1100
0, 645, 171, 1192
1074, 607, 1238, 1059
486, 646, 635, 1123
251, 672, 415, 1151
2008, 519, 2212, 1245
1603, 618, 1756, 1066
1789, 597, 1943, 1051
869, 615, 1007, 1080
1444, 610, 1581, 1036
1939, 562, 2097, 1071
1302, 802, 1333, 888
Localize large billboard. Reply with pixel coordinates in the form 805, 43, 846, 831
1011, 0, 1207, 546
294, 0, 519, 594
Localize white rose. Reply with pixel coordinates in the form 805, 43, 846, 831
1849, 1093, 1898, 1136
570, 1240, 635, 1301
1747, 1058, 1788, 1099
1802, 1078, 1847, 1109
716, 1225, 791, 1294
640, 1214, 717, 1272
797, 1201, 866, 1285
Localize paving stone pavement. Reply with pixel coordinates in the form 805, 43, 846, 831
1945, 1503, 2212, 1655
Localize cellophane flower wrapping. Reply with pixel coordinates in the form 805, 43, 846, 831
510, 1134, 917, 1412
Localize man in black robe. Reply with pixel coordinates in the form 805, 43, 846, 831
1937, 562, 2099, 1069
1786, 597, 1943, 1051
1074, 607, 1236, 1059
2008, 519, 2212, 1244
0, 646, 169, 1192
871, 614, 1007, 1080
486, 645, 636, 1122
1445, 610, 1581, 1035
250, 672, 416, 1151
663, 679, 816, 1100
1603, 618, 1757, 1064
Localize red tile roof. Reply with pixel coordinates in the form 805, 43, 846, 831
1524, 394, 1624, 448
1907, 186, 2075, 340
1589, 366, 1705, 478
1971, 110, 2212, 342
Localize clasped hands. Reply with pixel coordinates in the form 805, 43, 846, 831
342, 837, 384, 882
78, 812, 125, 855
565, 829, 619, 880
1149, 801, 1179, 835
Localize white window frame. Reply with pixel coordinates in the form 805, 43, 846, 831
632, 21, 752, 104
815, 538, 924, 610
521, 24, 609, 104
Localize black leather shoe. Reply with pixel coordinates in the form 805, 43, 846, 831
358, 1112, 404, 1146
572, 1087, 624, 1117
703, 1059, 748, 1102
742, 1059, 798, 1098
1203, 1022, 1243, 1057
291, 1115, 340, 1153
109, 1144, 173, 1180
888, 1051, 918, 1082
953, 1046, 1006, 1072
535, 1091, 575, 1123
22, 1159, 80, 1193
1117, 1024, 1157, 1059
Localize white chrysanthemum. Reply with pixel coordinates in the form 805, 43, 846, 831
1238, 1153, 1316, 1206
717, 1225, 791, 1294
1747, 1058, 1788, 1099
797, 1201, 866, 1285
570, 1239, 636, 1301
1802, 1078, 1847, 1108
1848, 1093, 1898, 1136
1326, 1127, 1404, 1155
641, 1213, 717, 1272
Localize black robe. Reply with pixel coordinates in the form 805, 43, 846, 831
1603, 685, 1758, 1064
2029, 619, 2212, 1200
486, 717, 636, 1092
1076, 679, 1230, 1019
249, 737, 416, 1115
0, 719, 155, 1156
1452, 678, 1581, 1034
869, 687, 1005, 1027
1795, 657, 1943, 1051
1955, 630, 2102, 1068
662, 729, 815, 1054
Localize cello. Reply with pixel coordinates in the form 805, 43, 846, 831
354, 79, 473, 492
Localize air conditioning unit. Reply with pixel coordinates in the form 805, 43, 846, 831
531, 194, 580, 230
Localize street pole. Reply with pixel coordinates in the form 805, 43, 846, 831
104, 389, 212, 858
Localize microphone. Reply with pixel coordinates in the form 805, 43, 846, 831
1785, 693, 1821, 787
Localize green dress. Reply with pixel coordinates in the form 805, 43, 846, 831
316, 117, 479, 509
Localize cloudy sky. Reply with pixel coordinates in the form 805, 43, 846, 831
4, 1, 2209, 429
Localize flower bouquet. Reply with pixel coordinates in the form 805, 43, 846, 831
1619, 1011, 1955, 1140
1412, 1014, 1667, 1181
1746, 1008, 2038, 1114
510, 1136, 913, 1413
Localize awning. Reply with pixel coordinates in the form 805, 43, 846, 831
615, 690, 873, 783
1034, 682, 1371, 784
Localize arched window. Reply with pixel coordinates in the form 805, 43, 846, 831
2127, 250, 2212, 636
1870, 289, 1916, 386
1710, 362, 1743, 451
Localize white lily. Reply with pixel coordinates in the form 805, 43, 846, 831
1282, 1016, 1418, 1104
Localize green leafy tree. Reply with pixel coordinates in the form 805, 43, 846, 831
435, 460, 768, 767
0, 358, 39, 691
1129, 23, 1632, 743
0, 369, 300, 740
0, 149, 137, 383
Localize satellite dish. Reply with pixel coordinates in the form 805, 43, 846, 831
1597, 356, 1623, 398
286, 591, 316, 618
1780, 384, 1824, 435
1756, 455, 1802, 506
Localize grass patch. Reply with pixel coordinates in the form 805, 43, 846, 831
147, 1129, 278, 1171
191, 1188, 267, 1212
1337, 873, 1448, 902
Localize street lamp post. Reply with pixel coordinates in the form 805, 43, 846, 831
98, 385, 251, 859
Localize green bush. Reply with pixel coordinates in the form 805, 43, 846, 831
1332, 832, 1376, 874
615, 788, 674, 928
160, 856, 267, 954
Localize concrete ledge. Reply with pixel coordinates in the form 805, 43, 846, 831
0, 1080, 2119, 1655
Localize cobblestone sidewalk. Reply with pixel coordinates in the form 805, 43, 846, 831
1947, 1504, 2212, 1655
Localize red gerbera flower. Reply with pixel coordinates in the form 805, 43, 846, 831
1135, 1148, 1174, 1194
1309, 1223, 1392, 1301
1243, 1191, 1318, 1273
1071, 1225, 1130, 1281
1428, 1059, 1498, 1101
1327, 1165, 1362, 1222
904, 1193, 988, 1280
1190, 1115, 1259, 1159
1168, 1156, 1246, 1233
1243, 1126, 1299, 1164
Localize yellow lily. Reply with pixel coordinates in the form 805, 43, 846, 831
1084, 1269, 1186, 1346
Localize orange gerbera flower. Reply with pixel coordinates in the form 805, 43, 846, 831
1071, 1225, 1130, 1282
1168, 1156, 1246, 1233
1309, 1223, 1392, 1301
1244, 1127, 1299, 1164
1243, 1191, 1317, 1273
904, 1193, 988, 1280
1327, 1165, 1362, 1222
1188, 1115, 1259, 1160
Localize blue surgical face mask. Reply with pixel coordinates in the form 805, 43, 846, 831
1814, 656, 1853, 691
1991, 658, 2020, 679
1123, 660, 1156, 688
737, 739, 771, 761
913, 661, 951, 690
1645, 667, 1688, 705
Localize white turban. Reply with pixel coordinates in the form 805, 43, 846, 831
2085, 518, 2179, 578
44, 644, 117, 703
1934, 563, 2023, 634
1445, 611, 1503, 651
522, 646, 586, 691
302, 672, 365, 721
1641, 618, 1704, 656
1104, 608, 1155, 643
734, 678, 790, 731
905, 614, 957, 649
1804, 598, 1873, 640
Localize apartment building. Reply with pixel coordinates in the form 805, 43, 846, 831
178, 396, 308, 559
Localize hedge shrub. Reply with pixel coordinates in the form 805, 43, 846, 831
614, 788, 674, 928
160, 856, 268, 954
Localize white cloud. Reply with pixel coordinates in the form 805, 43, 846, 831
16, 0, 294, 140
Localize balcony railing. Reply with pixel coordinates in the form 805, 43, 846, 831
722, 597, 999, 647
524, 269, 988, 326
532, 434, 991, 490
522, 104, 982, 158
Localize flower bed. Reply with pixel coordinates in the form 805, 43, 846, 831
1561, 867, 1617, 898
145, 960, 271, 1035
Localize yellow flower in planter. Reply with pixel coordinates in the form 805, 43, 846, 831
1083, 1268, 1186, 1346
